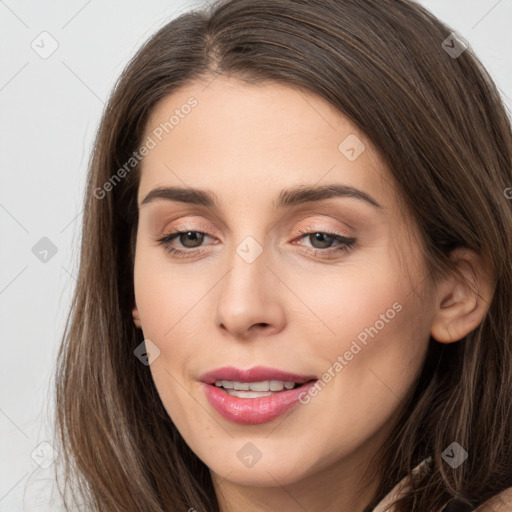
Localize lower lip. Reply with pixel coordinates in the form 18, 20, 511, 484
201, 380, 317, 425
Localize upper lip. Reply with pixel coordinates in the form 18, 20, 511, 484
200, 366, 318, 384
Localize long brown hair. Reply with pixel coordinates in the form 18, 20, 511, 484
54, 0, 512, 510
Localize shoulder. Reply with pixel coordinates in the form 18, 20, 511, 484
472, 487, 512, 512
441, 488, 512, 512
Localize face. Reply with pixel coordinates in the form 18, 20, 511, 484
132, 76, 436, 498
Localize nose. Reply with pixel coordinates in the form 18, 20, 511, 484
213, 240, 286, 340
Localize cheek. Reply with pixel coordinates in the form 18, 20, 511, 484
284, 253, 412, 350
133, 246, 213, 342
294, 254, 430, 409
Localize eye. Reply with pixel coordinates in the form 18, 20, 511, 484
294, 228, 356, 257
155, 227, 356, 259
156, 230, 213, 257
168, 230, 205, 248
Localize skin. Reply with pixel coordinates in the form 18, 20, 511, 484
131, 76, 494, 512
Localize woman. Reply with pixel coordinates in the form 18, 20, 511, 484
54, 0, 512, 510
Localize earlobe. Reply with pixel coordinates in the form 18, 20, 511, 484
132, 304, 142, 329
430, 248, 494, 344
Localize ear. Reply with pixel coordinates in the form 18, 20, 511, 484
132, 303, 142, 329
430, 247, 495, 344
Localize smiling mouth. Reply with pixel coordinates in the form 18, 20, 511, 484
203, 378, 319, 424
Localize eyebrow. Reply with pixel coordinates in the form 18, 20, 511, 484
140, 184, 383, 210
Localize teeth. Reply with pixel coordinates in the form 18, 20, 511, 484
249, 381, 269, 391
214, 380, 298, 391
270, 380, 282, 391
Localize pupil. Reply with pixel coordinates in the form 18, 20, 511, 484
311, 233, 333, 249
181, 231, 203, 248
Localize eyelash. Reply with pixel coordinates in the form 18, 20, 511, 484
155, 227, 356, 259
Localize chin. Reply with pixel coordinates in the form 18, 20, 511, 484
205, 450, 311, 487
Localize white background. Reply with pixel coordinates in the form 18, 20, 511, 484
1, 1, 511, 510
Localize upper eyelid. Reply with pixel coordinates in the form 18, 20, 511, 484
158, 211, 356, 236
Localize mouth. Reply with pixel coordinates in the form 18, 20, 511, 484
199, 366, 319, 424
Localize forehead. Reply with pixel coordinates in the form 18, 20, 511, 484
137, 76, 395, 210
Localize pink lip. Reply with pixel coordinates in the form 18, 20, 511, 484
200, 366, 318, 425
199, 365, 317, 385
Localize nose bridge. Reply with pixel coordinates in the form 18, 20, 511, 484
214, 229, 284, 335
235, 233, 266, 266
223, 205, 271, 276
224, 233, 268, 300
